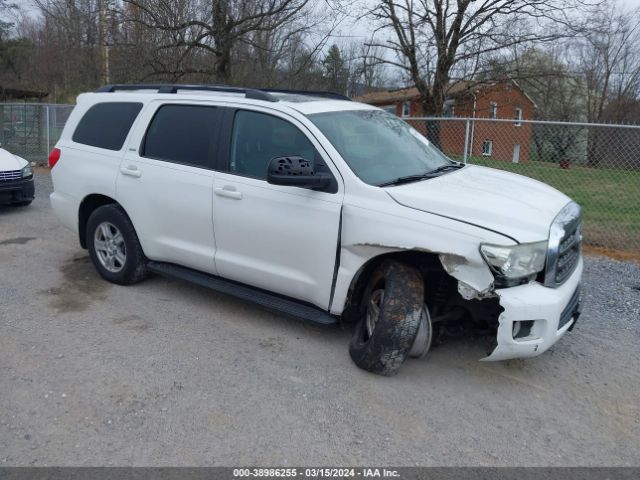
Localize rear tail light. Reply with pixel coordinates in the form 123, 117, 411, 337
48, 148, 61, 168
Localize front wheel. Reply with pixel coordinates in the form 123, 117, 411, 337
86, 204, 148, 285
349, 260, 430, 376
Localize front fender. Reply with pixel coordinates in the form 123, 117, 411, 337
329, 203, 507, 315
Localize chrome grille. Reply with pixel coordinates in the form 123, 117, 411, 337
0, 170, 22, 182
544, 202, 582, 288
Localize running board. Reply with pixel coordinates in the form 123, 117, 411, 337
147, 261, 338, 326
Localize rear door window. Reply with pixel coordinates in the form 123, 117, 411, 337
142, 104, 221, 169
72, 102, 142, 150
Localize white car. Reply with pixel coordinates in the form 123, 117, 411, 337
0, 146, 34, 206
49, 84, 583, 375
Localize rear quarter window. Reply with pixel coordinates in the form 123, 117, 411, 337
72, 102, 143, 151
141, 104, 220, 168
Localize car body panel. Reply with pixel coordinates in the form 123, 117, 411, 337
116, 100, 218, 275
386, 165, 571, 243
0, 148, 28, 171
484, 257, 583, 361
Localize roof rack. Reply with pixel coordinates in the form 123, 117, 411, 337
261, 88, 351, 101
94, 84, 351, 102
95, 84, 279, 102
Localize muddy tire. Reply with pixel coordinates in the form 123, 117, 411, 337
349, 260, 424, 376
87, 204, 148, 285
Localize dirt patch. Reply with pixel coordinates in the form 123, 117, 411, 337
40, 256, 111, 313
583, 245, 640, 263
113, 314, 152, 332
0, 236, 37, 246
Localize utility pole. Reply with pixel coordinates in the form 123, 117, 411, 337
98, 0, 109, 84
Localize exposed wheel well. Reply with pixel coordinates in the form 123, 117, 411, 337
341, 250, 449, 323
78, 194, 119, 248
341, 250, 501, 333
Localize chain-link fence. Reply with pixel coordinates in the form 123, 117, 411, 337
405, 117, 640, 253
1, 104, 638, 253
0, 103, 74, 164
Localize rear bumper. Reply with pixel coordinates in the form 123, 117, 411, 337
50, 191, 79, 233
0, 177, 35, 204
482, 256, 583, 361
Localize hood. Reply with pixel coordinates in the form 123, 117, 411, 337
386, 165, 571, 243
0, 148, 27, 171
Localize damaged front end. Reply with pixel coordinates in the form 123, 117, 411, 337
439, 249, 582, 362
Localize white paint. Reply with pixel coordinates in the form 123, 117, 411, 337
512, 144, 521, 163
0, 148, 28, 171
385, 164, 570, 243
483, 258, 583, 361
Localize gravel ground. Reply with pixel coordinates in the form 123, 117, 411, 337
0, 171, 638, 466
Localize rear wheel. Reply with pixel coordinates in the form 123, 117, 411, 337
349, 260, 430, 376
87, 204, 148, 285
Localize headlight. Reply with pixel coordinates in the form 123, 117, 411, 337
21, 163, 33, 178
480, 241, 548, 286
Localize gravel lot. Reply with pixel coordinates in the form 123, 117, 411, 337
0, 171, 639, 466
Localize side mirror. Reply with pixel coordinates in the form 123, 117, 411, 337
267, 156, 332, 190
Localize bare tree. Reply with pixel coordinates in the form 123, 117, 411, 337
120, 0, 323, 84
573, 1, 640, 124
570, 1, 640, 166
367, 0, 591, 119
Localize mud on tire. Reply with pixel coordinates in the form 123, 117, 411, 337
349, 260, 424, 376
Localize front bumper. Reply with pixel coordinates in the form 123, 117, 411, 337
482, 256, 583, 361
0, 177, 35, 204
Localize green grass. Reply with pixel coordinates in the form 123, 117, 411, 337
459, 157, 640, 251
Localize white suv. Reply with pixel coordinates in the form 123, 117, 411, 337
50, 84, 583, 375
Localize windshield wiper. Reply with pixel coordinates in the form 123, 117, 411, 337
424, 162, 465, 175
378, 162, 464, 187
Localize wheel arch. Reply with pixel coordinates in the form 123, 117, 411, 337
340, 250, 447, 323
78, 194, 123, 248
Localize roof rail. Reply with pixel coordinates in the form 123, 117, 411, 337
94, 84, 278, 102
94, 84, 352, 102
261, 88, 351, 101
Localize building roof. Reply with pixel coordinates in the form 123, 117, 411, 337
354, 80, 535, 106
0, 86, 48, 101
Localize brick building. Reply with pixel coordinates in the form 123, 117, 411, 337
355, 81, 537, 163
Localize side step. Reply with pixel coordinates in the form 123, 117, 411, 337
147, 261, 338, 326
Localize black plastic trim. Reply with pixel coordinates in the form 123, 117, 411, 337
96, 84, 278, 102
95, 84, 350, 102
0, 177, 34, 203
262, 88, 351, 101
328, 205, 343, 312
560, 285, 581, 331
147, 261, 338, 326
219, 108, 338, 193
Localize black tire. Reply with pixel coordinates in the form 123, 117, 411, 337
14, 200, 32, 207
349, 260, 424, 376
86, 204, 148, 285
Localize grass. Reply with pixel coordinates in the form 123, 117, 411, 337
459, 157, 640, 252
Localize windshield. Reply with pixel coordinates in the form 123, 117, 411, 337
308, 109, 453, 186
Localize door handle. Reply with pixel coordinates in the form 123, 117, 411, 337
120, 165, 141, 178
215, 186, 243, 200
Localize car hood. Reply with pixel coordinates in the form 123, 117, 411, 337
0, 148, 27, 171
385, 165, 571, 243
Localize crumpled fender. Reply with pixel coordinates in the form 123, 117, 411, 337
329, 202, 511, 315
